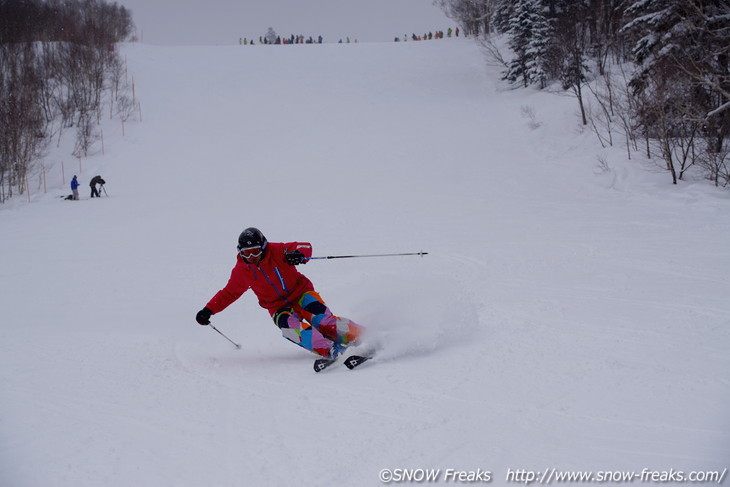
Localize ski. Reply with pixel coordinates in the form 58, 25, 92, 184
313, 354, 373, 372
313, 343, 379, 372
344, 355, 371, 369
313, 357, 337, 372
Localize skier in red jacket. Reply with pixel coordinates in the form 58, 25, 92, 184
196, 227, 363, 359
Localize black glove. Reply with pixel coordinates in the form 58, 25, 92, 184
196, 307, 212, 325
284, 250, 307, 265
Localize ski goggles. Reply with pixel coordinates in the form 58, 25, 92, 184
239, 245, 263, 259
239, 246, 262, 259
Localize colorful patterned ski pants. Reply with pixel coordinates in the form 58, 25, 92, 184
271, 291, 362, 357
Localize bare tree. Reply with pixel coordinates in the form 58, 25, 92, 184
0, 43, 47, 202
555, 18, 591, 125
699, 145, 730, 187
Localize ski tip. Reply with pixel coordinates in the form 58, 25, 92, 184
344, 355, 371, 370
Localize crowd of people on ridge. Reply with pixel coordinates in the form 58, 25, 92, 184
240, 34, 325, 45
395, 27, 460, 42
238, 26, 461, 46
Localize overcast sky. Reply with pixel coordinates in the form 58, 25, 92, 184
113, 0, 452, 45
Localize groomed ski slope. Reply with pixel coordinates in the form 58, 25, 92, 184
1, 38, 729, 487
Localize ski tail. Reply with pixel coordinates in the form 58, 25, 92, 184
313, 358, 336, 373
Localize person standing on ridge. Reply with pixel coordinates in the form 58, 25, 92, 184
195, 227, 364, 360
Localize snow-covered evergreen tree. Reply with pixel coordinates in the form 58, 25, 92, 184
622, 0, 684, 91
524, 7, 552, 88
491, 0, 515, 34
503, 0, 552, 88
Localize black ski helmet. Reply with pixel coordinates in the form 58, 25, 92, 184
237, 227, 267, 251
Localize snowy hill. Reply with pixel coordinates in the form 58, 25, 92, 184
1, 38, 729, 487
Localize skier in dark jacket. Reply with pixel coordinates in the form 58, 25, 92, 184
196, 227, 364, 360
90, 175, 105, 198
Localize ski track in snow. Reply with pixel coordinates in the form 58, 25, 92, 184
1, 39, 729, 487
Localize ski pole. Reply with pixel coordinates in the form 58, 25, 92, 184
209, 324, 241, 349
308, 251, 428, 260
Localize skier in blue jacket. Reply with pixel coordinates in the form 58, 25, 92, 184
70, 175, 79, 200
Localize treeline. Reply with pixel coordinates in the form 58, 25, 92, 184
0, 0, 133, 44
438, 0, 730, 187
0, 0, 135, 203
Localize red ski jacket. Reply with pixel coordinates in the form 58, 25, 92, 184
206, 242, 314, 315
